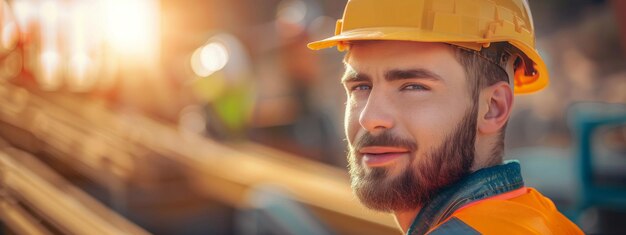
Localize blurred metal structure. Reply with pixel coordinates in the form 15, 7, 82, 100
0, 142, 150, 235
568, 102, 626, 222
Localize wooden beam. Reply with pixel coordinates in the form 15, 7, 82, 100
0, 199, 52, 235
0, 147, 150, 235
0, 81, 399, 234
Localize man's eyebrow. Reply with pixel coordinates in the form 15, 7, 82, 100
341, 67, 371, 83
341, 68, 442, 83
384, 69, 443, 82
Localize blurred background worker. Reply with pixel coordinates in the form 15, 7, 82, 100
307, 0, 582, 234
0, 0, 623, 235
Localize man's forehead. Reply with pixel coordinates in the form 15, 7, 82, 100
344, 41, 456, 71
343, 41, 455, 68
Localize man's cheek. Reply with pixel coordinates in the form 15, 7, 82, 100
344, 105, 360, 143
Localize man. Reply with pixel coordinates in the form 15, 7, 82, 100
307, 0, 584, 234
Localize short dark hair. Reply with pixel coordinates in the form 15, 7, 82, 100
453, 45, 510, 162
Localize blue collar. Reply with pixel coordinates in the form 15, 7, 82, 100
407, 161, 524, 235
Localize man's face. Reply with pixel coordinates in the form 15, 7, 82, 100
343, 41, 477, 212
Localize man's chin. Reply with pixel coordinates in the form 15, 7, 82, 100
362, 163, 407, 179
351, 167, 421, 212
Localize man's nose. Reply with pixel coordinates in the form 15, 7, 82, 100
358, 92, 394, 133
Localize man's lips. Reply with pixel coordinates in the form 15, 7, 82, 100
358, 146, 410, 167
359, 146, 410, 154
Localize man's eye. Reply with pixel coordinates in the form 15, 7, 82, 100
402, 84, 429, 91
351, 84, 371, 91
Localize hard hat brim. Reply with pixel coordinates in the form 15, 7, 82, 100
308, 27, 494, 50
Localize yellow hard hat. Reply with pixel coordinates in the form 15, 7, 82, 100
308, 0, 548, 94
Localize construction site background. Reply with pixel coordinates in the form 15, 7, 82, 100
0, 0, 624, 234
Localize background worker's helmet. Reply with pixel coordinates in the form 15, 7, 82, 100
308, 0, 548, 94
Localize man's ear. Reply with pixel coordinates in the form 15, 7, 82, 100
477, 81, 513, 135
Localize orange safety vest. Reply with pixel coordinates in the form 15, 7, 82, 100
427, 187, 584, 234
407, 162, 583, 235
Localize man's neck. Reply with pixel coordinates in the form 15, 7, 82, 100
393, 208, 421, 233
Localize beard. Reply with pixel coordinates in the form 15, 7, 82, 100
347, 104, 478, 212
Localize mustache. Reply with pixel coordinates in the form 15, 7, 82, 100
353, 131, 418, 152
